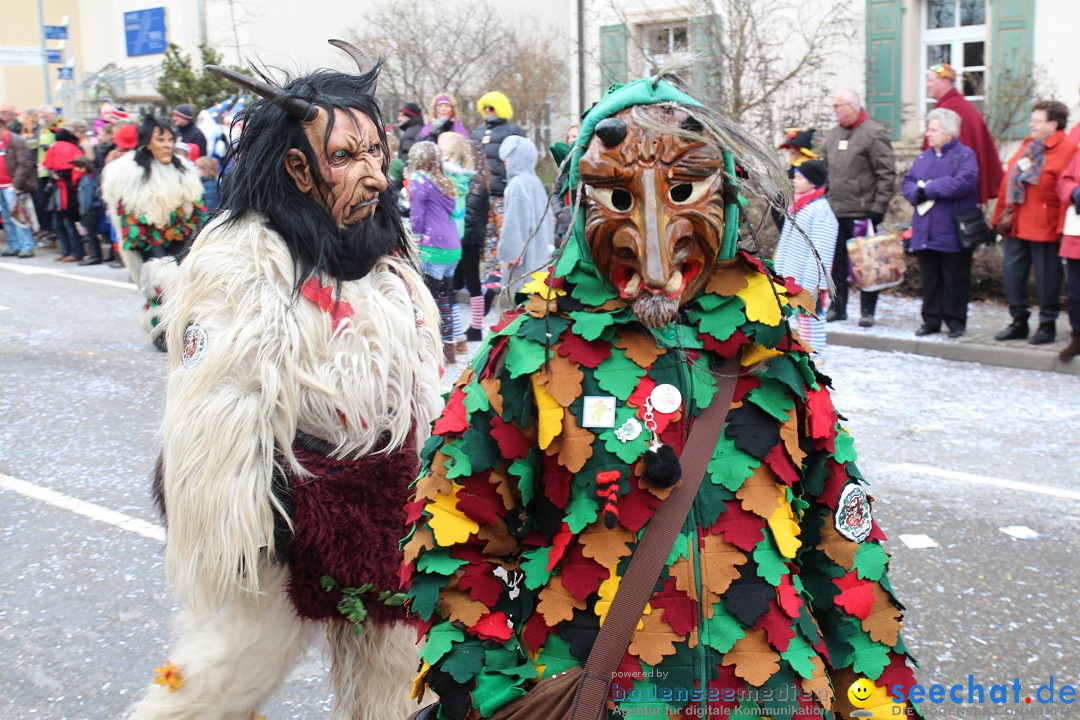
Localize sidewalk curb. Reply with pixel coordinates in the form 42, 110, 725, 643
830, 330, 1080, 375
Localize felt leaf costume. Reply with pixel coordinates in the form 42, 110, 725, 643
405, 79, 920, 720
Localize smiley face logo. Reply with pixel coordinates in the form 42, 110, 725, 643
847, 678, 877, 708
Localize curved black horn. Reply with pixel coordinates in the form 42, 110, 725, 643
205, 65, 317, 123
328, 39, 378, 95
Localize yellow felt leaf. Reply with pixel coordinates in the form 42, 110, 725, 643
742, 343, 783, 367
737, 271, 786, 325
537, 575, 585, 625
427, 484, 479, 547
412, 661, 430, 700
593, 574, 649, 628
521, 271, 565, 297
532, 373, 564, 450
767, 497, 801, 559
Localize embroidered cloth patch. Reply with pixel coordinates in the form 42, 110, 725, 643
181, 323, 207, 369
835, 484, 873, 542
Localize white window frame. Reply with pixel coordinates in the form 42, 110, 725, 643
639, 21, 689, 75
919, 0, 988, 126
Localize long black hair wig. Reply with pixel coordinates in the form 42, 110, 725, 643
216, 64, 411, 289
134, 115, 186, 180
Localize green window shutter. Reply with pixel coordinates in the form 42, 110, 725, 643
989, 0, 1035, 140
689, 14, 723, 105
599, 24, 628, 92
866, 0, 902, 140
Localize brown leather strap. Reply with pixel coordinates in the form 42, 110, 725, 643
568, 369, 740, 720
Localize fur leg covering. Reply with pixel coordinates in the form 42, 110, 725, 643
126, 560, 314, 720
326, 620, 420, 720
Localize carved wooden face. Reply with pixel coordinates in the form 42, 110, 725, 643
578, 105, 726, 328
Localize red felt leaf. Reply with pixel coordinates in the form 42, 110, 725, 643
557, 330, 611, 368
700, 328, 749, 357
404, 499, 426, 525
542, 453, 572, 508
398, 561, 412, 587
489, 415, 531, 460
489, 309, 524, 334
710, 501, 766, 552
820, 460, 849, 511
707, 663, 747, 714
559, 544, 610, 603
734, 373, 761, 403
776, 574, 802, 619
433, 389, 469, 436
657, 416, 684, 449
414, 616, 433, 643
867, 518, 888, 543
457, 564, 504, 607
456, 474, 504, 526
626, 375, 656, 410
611, 654, 643, 695
470, 611, 513, 642
618, 477, 661, 532
765, 443, 799, 486
547, 523, 573, 571
521, 612, 553, 653
649, 577, 696, 636
877, 652, 918, 695
448, 546, 489, 565
756, 600, 796, 653
781, 275, 803, 296
833, 572, 876, 620
805, 386, 838, 442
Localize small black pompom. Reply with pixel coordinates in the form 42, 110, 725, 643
643, 444, 682, 488
595, 117, 628, 147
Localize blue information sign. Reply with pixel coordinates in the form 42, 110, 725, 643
124, 8, 167, 57
44, 25, 68, 40
46, 49, 62, 64
57, 67, 74, 80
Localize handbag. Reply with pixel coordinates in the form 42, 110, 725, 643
847, 221, 906, 292
947, 153, 994, 250
994, 204, 1016, 236
408, 370, 741, 720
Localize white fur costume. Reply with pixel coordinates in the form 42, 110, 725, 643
100, 153, 204, 335
127, 214, 443, 720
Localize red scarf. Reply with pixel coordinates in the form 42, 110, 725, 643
843, 109, 868, 131
791, 187, 826, 215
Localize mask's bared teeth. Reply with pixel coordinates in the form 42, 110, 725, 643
664, 269, 683, 297
623, 272, 642, 298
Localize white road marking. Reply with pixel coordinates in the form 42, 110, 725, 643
882, 462, 1080, 502
0, 304, 10, 311
898, 533, 939, 549
0, 260, 136, 290
999, 525, 1043, 540
0, 472, 164, 542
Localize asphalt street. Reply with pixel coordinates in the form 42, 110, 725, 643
1, 257, 1078, 720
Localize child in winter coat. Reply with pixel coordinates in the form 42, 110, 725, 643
195, 157, 220, 213
408, 141, 461, 363
71, 156, 104, 265
773, 160, 838, 358
497, 135, 554, 296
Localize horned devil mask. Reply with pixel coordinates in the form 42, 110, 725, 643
578, 105, 727, 329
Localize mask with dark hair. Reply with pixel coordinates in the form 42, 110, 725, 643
134, 115, 184, 178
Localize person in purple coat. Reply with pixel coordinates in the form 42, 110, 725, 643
902, 107, 979, 338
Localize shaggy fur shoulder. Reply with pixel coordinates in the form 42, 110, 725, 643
158, 214, 443, 612
101, 152, 204, 227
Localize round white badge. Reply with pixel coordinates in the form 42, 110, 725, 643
649, 384, 683, 414
181, 323, 208, 369
835, 484, 873, 543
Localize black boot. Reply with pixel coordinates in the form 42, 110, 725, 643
79, 234, 103, 265
994, 317, 1029, 341
1059, 331, 1080, 361
1029, 322, 1056, 345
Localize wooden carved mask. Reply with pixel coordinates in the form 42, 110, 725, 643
578, 105, 726, 328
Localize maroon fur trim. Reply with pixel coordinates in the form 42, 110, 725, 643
285, 438, 418, 623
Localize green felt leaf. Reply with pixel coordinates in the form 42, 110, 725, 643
517, 315, 570, 344
519, 546, 554, 590
702, 602, 746, 654
420, 622, 465, 665
600, 404, 650, 464
753, 538, 787, 586
747, 379, 796, 423
534, 633, 579, 677
707, 434, 760, 492
593, 346, 646, 401
569, 310, 616, 341
693, 292, 727, 312
832, 430, 857, 464
731, 699, 769, 719
503, 336, 547, 379
462, 423, 500, 474
666, 532, 690, 565
494, 313, 526, 337
694, 482, 735, 528
441, 441, 473, 480
462, 379, 490, 414
416, 550, 469, 576
744, 320, 787, 347
762, 356, 808, 400
853, 543, 890, 582
468, 343, 492, 374
651, 321, 706, 350
617, 676, 680, 715
473, 671, 529, 718
688, 298, 745, 340
564, 483, 599, 534
780, 632, 817, 680
800, 452, 828, 498
407, 574, 442, 620
566, 267, 618, 306
440, 642, 486, 683
847, 627, 892, 679
499, 374, 533, 427
508, 456, 536, 507
759, 671, 802, 720
689, 359, 719, 412
791, 353, 820, 391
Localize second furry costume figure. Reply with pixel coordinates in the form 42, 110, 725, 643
126, 43, 444, 719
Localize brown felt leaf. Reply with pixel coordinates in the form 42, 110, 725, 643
669, 557, 698, 602
817, 520, 857, 571
441, 587, 488, 626
403, 527, 434, 565
488, 468, 516, 512
788, 288, 817, 316
477, 521, 519, 558
537, 349, 585, 407
615, 331, 666, 369
481, 377, 504, 417
524, 293, 558, 318
735, 465, 784, 518
414, 463, 453, 502
544, 410, 594, 473
579, 520, 635, 569
537, 575, 586, 625
780, 408, 807, 468
453, 367, 475, 390
638, 472, 675, 501
700, 533, 749, 615
706, 259, 750, 296
862, 582, 902, 646
722, 628, 781, 687
802, 655, 832, 710
628, 607, 682, 665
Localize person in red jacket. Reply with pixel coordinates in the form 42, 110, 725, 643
991, 100, 1079, 345
1056, 150, 1080, 360
924, 63, 1003, 204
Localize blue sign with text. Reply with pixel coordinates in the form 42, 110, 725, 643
44, 26, 68, 40
57, 67, 74, 80
46, 50, 62, 64
124, 8, 167, 57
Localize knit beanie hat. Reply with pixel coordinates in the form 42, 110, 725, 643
113, 124, 138, 149
399, 102, 422, 118
173, 103, 195, 121
794, 159, 827, 188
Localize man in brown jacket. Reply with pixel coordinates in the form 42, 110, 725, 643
0, 110, 37, 257
821, 89, 897, 325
